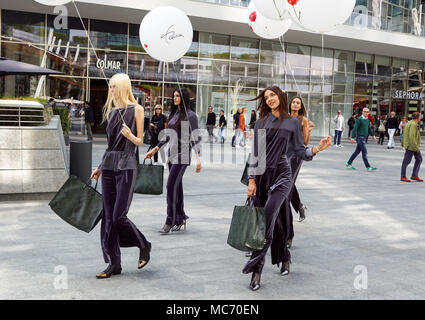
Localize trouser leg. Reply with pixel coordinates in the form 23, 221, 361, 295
347, 141, 362, 165
412, 151, 422, 177
359, 138, 371, 168
337, 130, 342, 145
86, 122, 93, 140
401, 150, 413, 178
166, 163, 188, 226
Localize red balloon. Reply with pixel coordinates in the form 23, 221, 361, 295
249, 11, 257, 22
287, 0, 299, 5
144, 44, 148, 48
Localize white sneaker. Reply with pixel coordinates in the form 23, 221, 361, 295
339, 145, 343, 148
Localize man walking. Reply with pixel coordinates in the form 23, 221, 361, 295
83, 101, 94, 141
386, 111, 399, 149
333, 110, 345, 147
400, 112, 423, 182
346, 107, 377, 171
347, 113, 357, 139
206, 106, 218, 143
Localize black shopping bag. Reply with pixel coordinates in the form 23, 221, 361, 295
134, 158, 164, 195
49, 175, 103, 233
227, 198, 266, 252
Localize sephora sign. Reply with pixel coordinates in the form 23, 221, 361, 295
394, 90, 424, 100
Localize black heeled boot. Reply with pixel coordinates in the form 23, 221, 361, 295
96, 264, 122, 279
250, 272, 261, 291
280, 259, 291, 276
138, 242, 151, 270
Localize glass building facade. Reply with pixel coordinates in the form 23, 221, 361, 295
0, 7, 424, 136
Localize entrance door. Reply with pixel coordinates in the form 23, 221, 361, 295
90, 79, 109, 133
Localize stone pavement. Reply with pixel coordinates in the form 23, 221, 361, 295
1, 132, 425, 300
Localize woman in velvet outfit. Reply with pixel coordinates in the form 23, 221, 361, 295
285, 96, 315, 248
145, 88, 202, 234
244, 86, 331, 291
90, 73, 151, 279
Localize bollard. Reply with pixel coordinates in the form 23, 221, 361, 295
70, 140, 92, 183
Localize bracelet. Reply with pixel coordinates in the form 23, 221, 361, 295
315, 145, 322, 153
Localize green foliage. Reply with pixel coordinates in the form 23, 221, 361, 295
52, 106, 70, 136
12, 96, 49, 105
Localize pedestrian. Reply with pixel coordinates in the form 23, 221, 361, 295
347, 113, 357, 139
386, 111, 399, 149
206, 106, 218, 143
149, 104, 168, 163
366, 112, 374, 143
400, 112, 423, 182
399, 116, 407, 143
231, 107, 241, 147
346, 107, 377, 171
218, 109, 226, 144
244, 86, 331, 291
249, 110, 257, 130
286, 96, 315, 249
145, 88, 202, 234
333, 110, 345, 147
236, 107, 247, 147
377, 115, 387, 145
90, 73, 151, 279
83, 101, 94, 141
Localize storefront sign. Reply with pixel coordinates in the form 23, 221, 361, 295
394, 90, 423, 100
96, 54, 121, 70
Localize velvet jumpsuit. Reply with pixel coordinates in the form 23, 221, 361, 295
156, 109, 201, 227
243, 115, 314, 275
98, 105, 151, 265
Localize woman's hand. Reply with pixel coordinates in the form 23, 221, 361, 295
196, 160, 202, 173
90, 168, 102, 180
145, 147, 158, 159
247, 179, 256, 198
318, 136, 332, 151
308, 121, 315, 132
121, 123, 133, 140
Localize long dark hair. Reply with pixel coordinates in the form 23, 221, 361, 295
169, 88, 191, 128
249, 86, 291, 120
289, 96, 307, 123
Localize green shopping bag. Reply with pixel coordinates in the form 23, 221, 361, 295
134, 158, 164, 195
227, 198, 266, 252
49, 175, 103, 233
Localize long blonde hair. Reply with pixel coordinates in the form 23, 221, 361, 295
102, 73, 137, 123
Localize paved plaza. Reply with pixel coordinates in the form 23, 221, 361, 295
1, 132, 425, 300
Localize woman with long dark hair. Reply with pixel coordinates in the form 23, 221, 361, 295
145, 88, 202, 234
90, 73, 151, 279
149, 104, 168, 163
244, 86, 331, 291
284, 97, 315, 250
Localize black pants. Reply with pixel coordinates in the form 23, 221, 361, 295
100, 169, 150, 265
166, 163, 189, 226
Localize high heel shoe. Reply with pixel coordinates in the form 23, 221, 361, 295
158, 224, 172, 234
250, 272, 261, 291
298, 204, 307, 222
96, 264, 122, 279
280, 259, 291, 276
245, 251, 252, 258
172, 221, 186, 232
138, 242, 151, 270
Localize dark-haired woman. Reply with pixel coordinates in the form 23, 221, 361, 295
244, 86, 331, 291
284, 97, 315, 250
146, 88, 202, 234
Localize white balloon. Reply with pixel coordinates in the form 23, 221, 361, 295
253, 0, 289, 21
139, 6, 193, 62
288, 0, 356, 33
248, 2, 292, 39
34, 0, 71, 5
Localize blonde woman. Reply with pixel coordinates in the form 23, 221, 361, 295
90, 73, 151, 279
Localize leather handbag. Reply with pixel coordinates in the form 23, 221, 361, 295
227, 198, 266, 252
134, 158, 164, 195
240, 153, 251, 186
48, 175, 103, 233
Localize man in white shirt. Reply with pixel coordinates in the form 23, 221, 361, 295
333, 110, 345, 147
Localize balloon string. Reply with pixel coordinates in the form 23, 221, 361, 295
279, 35, 309, 116
321, 33, 325, 136
72, 0, 127, 125
72, 0, 109, 87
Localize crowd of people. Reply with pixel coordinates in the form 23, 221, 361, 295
76, 72, 423, 291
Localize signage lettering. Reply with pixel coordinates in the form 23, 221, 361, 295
394, 90, 423, 100
96, 54, 121, 70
